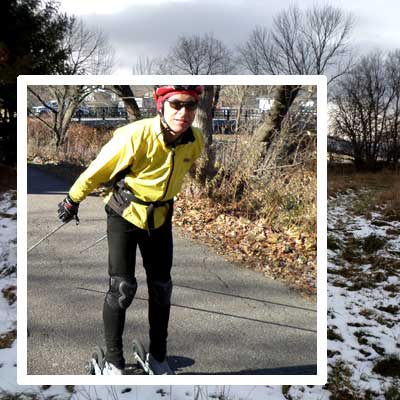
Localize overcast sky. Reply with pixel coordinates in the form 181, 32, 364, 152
59, 0, 400, 75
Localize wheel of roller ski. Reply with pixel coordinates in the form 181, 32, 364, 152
132, 339, 146, 362
84, 359, 95, 375
89, 345, 105, 375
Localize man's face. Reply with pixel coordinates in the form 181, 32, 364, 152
162, 93, 198, 137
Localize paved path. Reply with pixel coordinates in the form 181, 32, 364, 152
27, 165, 317, 375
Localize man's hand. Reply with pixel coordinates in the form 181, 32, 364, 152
58, 195, 80, 223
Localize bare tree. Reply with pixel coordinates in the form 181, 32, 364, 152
163, 33, 236, 75
238, 4, 354, 84
235, 5, 352, 172
28, 85, 95, 148
29, 19, 116, 149
132, 56, 159, 75
63, 17, 115, 75
331, 51, 398, 169
384, 50, 400, 167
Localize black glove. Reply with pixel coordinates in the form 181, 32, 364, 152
58, 195, 80, 223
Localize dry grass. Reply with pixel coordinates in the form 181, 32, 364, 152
377, 179, 400, 220
328, 167, 400, 219
0, 329, 16, 349
328, 167, 399, 194
27, 118, 113, 166
2, 285, 16, 306
200, 134, 316, 234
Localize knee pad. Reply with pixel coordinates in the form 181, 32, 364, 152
105, 276, 137, 310
148, 279, 173, 306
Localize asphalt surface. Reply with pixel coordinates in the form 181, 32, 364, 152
27, 165, 317, 375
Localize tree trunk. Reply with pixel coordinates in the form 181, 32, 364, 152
111, 85, 141, 121
247, 85, 302, 174
212, 85, 221, 118
194, 85, 214, 146
192, 85, 217, 183
254, 85, 301, 143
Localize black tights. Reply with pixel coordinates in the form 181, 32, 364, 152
103, 205, 173, 369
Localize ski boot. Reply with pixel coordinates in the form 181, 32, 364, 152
132, 339, 174, 375
85, 345, 123, 375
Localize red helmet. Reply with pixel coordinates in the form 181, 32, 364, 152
153, 85, 203, 112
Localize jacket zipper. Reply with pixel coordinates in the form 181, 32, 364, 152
162, 145, 175, 200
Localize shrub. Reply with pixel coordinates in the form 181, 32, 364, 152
325, 359, 359, 399
327, 327, 344, 342
362, 234, 387, 253
385, 381, 400, 400
196, 134, 316, 235
373, 355, 400, 378
27, 117, 113, 166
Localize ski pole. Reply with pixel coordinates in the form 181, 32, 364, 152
27, 215, 79, 254
79, 233, 107, 253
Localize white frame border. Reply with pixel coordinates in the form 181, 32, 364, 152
17, 74, 327, 386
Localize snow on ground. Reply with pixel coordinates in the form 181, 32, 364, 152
1, 188, 399, 399
0, 191, 18, 392
323, 190, 400, 398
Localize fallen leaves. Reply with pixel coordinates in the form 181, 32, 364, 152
174, 192, 317, 296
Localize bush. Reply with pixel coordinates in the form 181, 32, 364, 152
197, 134, 316, 235
27, 117, 113, 166
362, 234, 387, 254
373, 355, 400, 378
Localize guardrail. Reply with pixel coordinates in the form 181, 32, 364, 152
30, 105, 317, 135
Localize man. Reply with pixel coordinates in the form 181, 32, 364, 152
57, 85, 204, 375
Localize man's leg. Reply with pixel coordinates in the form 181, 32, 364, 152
138, 222, 173, 362
103, 206, 138, 370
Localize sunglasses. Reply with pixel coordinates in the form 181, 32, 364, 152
166, 99, 198, 111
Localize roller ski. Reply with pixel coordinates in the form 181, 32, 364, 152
132, 339, 174, 375
85, 345, 124, 375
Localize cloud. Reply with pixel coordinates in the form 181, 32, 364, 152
78, 0, 278, 71
70, 0, 400, 74
60, 0, 192, 15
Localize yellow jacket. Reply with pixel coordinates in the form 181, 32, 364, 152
69, 115, 204, 229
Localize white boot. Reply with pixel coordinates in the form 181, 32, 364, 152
145, 353, 174, 375
102, 361, 124, 375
